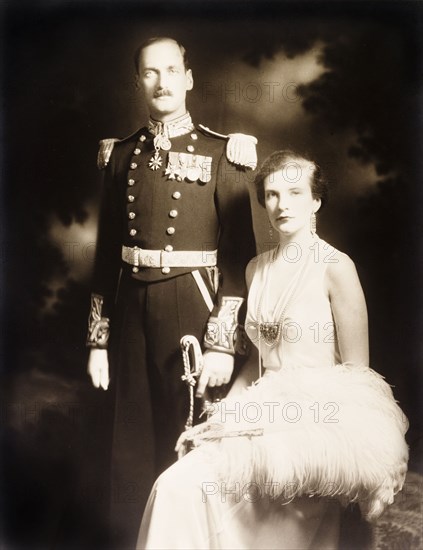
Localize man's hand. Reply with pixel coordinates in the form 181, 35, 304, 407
195, 350, 234, 398
87, 348, 109, 390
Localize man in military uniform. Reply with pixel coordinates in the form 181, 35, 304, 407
86, 37, 257, 547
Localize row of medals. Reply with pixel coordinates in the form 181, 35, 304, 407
149, 133, 206, 182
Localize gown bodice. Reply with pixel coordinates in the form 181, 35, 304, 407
245, 237, 341, 370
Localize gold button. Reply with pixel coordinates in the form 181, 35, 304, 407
130, 162, 137, 169
129, 229, 137, 236
186, 145, 195, 153
139, 135, 146, 142
128, 212, 136, 219
161, 267, 170, 274
191, 133, 198, 140
166, 227, 175, 235
132, 266, 139, 273
164, 244, 173, 252
128, 178, 135, 186
169, 209, 178, 218
172, 191, 181, 200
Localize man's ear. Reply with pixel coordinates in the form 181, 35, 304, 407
135, 73, 141, 90
186, 69, 194, 91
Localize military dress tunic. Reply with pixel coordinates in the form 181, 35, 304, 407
89, 115, 256, 547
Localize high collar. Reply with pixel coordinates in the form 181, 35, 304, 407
148, 112, 194, 139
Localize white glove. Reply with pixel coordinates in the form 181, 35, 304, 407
87, 348, 109, 390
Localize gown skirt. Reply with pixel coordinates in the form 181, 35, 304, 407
137, 362, 408, 549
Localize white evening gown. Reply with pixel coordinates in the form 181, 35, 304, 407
137, 237, 409, 549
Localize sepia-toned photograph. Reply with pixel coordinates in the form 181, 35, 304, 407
1, 1, 422, 549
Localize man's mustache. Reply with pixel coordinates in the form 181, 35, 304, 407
154, 89, 173, 98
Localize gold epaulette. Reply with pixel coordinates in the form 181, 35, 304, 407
97, 128, 144, 169
97, 138, 120, 170
198, 124, 258, 170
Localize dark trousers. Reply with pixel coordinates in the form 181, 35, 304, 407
108, 270, 211, 548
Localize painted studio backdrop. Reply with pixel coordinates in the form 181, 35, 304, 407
1, 2, 422, 548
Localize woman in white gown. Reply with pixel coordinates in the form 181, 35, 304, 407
137, 150, 408, 550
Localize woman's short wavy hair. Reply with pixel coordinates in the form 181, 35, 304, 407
254, 150, 329, 209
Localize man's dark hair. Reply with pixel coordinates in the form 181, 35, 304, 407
134, 37, 190, 73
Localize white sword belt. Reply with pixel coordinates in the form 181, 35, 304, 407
122, 245, 218, 269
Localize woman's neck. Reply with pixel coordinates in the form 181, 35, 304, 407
275, 231, 316, 261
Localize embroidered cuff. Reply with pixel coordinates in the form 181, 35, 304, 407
204, 296, 244, 354
86, 293, 110, 349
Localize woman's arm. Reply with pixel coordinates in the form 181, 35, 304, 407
325, 252, 369, 366
227, 346, 260, 397
245, 256, 257, 291
227, 257, 261, 396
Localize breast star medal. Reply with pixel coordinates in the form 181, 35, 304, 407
149, 150, 163, 170
149, 134, 172, 171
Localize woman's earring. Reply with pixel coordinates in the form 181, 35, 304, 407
310, 212, 317, 236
